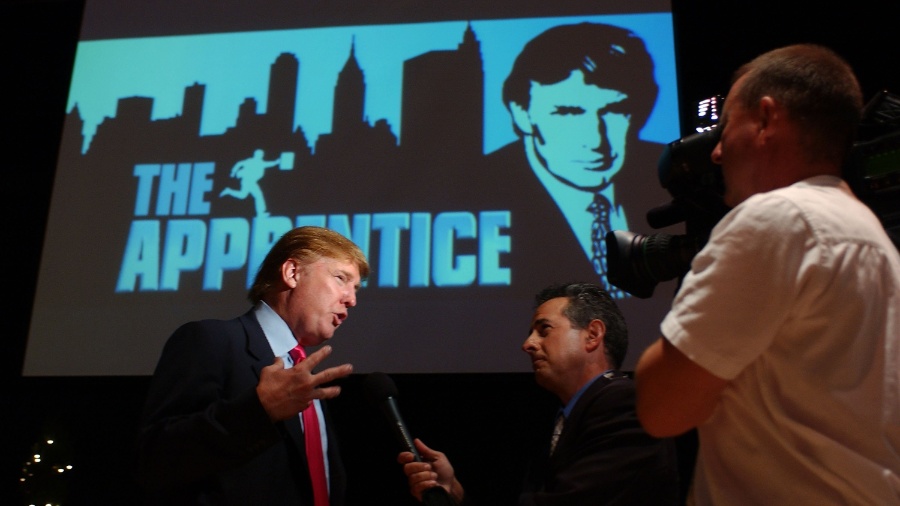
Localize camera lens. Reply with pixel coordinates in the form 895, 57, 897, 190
604, 230, 699, 298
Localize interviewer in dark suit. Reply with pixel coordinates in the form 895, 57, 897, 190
397, 282, 679, 505
138, 226, 369, 505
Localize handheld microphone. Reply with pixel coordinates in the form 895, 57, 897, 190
363, 372, 457, 506
362, 371, 421, 461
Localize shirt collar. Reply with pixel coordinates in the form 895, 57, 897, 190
561, 369, 617, 418
253, 300, 297, 360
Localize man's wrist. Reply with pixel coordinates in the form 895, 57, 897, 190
449, 479, 465, 504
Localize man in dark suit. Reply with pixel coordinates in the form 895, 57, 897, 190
397, 282, 680, 505
137, 226, 369, 505
481, 22, 673, 298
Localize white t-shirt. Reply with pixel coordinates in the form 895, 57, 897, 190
662, 175, 900, 505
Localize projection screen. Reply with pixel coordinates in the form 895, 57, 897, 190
25, 0, 683, 376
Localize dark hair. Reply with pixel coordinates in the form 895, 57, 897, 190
503, 22, 658, 133
732, 44, 863, 164
535, 282, 628, 369
248, 226, 369, 303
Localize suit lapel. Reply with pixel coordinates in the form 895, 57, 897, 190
239, 311, 308, 453
548, 372, 619, 468
239, 311, 273, 376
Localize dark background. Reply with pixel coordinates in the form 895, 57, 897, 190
4, 0, 899, 504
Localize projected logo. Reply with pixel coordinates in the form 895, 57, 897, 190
27, 10, 682, 377
56, 18, 678, 296
219, 149, 293, 217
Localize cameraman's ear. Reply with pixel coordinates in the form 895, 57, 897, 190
510, 102, 535, 136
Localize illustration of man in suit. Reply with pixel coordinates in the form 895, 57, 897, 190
483, 22, 671, 297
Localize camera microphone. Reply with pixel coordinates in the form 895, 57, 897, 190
646, 201, 685, 229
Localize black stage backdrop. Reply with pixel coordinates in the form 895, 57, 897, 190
5, 0, 899, 504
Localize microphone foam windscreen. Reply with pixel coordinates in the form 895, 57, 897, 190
362, 371, 399, 405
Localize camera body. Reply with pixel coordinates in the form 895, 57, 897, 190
606, 91, 900, 299
605, 124, 729, 299
845, 90, 900, 249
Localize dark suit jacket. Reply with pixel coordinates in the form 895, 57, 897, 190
518, 372, 679, 506
137, 310, 346, 506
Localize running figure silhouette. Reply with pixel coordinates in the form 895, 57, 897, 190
219, 149, 282, 216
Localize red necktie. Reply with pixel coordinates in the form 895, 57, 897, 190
289, 345, 330, 506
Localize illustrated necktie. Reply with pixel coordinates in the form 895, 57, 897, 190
587, 193, 626, 298
549, 411, 564, 456
289, 345, 330, 506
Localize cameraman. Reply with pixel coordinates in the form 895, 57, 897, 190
634, 44, 900, 505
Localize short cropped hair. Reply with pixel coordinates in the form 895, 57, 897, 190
503, 22, 658, 133
248, 226, 369, 303
535, 282, 629, 369
732, 44, 863, 164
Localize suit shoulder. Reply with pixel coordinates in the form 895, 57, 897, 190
577, 374, 638, 413
164, 314, 250, 348
170, 316, 241, 335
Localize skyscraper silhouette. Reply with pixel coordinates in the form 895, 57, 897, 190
331, 38, 366, 136
401, 22, 484, 164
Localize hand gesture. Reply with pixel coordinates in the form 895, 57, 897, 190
256, 345, 352, 421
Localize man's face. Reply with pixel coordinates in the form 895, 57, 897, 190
711, 75, 764, 207
284, 256, 361, 346
522, 297, 589, 400
513, 69, 632, 191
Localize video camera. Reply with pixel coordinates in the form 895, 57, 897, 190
845, 90, 900, 247
605, 91, 900, 299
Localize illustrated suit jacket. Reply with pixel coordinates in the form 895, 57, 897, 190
519, 371, 680, 506
475, 139, 677, 341
479, 138, 672, 288
137, 310, 347, 506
